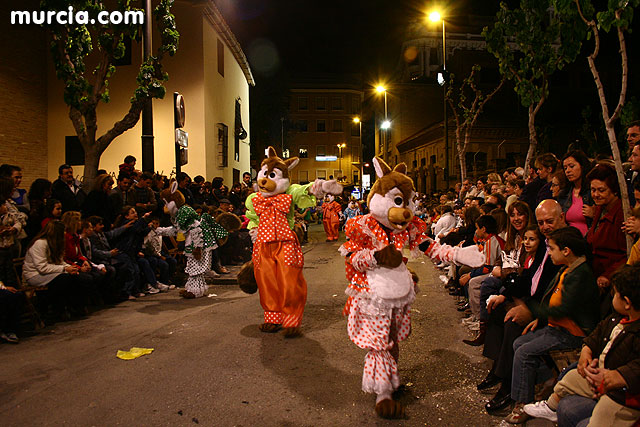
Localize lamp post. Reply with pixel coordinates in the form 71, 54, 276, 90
337, 143, 346, 181
353, 116, 362, 191
429, 11, 449, 189
376, 85, 389, 162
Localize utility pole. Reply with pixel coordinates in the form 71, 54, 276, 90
141, 0, 154, 173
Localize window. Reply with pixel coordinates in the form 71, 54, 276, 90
297, 120, 308, 132
334, 169, 343, 180
316, 169, 327, 180
315, 97, 326, 110
316, 120, 326, 132
465, 152, 487, 173
353, 171, 359, 184
298, 170, 308, 183
217, 39, 224, 77
331, 97, 343, 111
299, 146, 308, 158
298, 97, 308, 111
332, 119, 342, 132
65, 136, 84, 165
351, 121, 360, 136
317, 145, 326, 156
216, 123, 228, 167
351, 98, 360, 115
351, 146, 360, 162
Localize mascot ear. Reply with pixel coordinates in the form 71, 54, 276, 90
393, 163, 407, 175
373, 156, 392, 178
285, 157, 300, 170
267, 146, 278, 158
170, 180, 178, 194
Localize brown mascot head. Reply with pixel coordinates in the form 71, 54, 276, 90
257, 146, 299, 197
368, 157, 415, 232
160, 179, 186, 217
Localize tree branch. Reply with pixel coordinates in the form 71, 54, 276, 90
96, 99, 146, 154
609, 9, 628, 124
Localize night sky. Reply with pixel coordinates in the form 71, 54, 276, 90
216, 0, 501, 80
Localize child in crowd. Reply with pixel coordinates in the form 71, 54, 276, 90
41, 198, 62, 229
87, 216, 137, 300
524, 263, 640, 425
507, 227, 600, 423
143, 217, 177, 290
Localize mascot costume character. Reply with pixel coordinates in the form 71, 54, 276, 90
238, 146, 342, 337
161, 181, 228, 298
322, 194, 342, 242
339, 157, 485, 418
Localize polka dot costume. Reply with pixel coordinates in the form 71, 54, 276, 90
339, 213, 428, 397
251, 192, 307, 327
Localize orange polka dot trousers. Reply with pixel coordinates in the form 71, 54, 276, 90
254, 241, 307, 328
323, 218, 340, 241
347, 299, 412, 396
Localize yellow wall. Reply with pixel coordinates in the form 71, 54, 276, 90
46, 1, 250, 185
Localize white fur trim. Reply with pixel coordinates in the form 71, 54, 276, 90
170, 180, 178, 194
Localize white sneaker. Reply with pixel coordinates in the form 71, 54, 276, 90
523, 401, 557, 422
168, 284, 176, 290
157, 283, 170, 292
467, 321, 480, 331
462, 316, 478, 325
147, 286, 160, 294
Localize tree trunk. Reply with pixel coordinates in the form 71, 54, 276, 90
524, 104, 538, 179
455, 127, 466, 182
82, 144, 100, 191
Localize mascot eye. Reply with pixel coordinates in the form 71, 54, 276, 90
269, 172, 276, 179
394, 197, 404, 206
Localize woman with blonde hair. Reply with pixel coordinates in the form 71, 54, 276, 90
22, 220, 86, 320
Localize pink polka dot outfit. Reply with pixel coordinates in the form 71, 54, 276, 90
339, 214, 428, 397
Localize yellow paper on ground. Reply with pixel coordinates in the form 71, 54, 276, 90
116, 347, 154, 360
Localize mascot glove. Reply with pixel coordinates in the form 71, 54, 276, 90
452, 245, 486, 268
309, 179, 343, 198
249, 228, 258, 243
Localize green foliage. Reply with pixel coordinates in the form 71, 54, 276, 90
42, 0, 179, 117
621, 96, 640, 127
483, 0, 585, 109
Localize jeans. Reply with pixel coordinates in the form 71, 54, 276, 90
137, 257, 157, 287
148, 255, 177, 284
0, 289, 24, 332
480, 275, 503, 321
511, 325, 584, 403
557, 395, 595, 427
113, 253, 140, 295
0, 247, 16, 287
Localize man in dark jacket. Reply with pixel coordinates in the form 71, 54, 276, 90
51, 164, 86, 213
481, 199, 566, 413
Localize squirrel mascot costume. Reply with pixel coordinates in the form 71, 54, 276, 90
239, 146, 342, 337
339, 157, 485, 419
322, 194, 342, 241
161, 181, 228, 298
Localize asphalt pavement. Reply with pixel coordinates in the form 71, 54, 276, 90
0, 224, 553, 426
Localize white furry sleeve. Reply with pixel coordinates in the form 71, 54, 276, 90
348, 248, 378, 272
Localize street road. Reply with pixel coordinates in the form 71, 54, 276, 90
1, 224, 547, 426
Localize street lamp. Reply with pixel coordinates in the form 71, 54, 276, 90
353, 117, 363, 190
429, 10, 449, 189
376, 85, 389, 161
337, 143, 347, 181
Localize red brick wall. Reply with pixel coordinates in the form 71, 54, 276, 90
0, 1, 49, 188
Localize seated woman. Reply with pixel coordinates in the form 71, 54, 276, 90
22, 220, 87, 320
506, 227, 600, 424
557, 150, 593, 236
479, 225, 547, 413
464, 201, 532, 346
585, 162, 628, 318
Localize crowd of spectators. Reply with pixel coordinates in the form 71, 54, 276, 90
413, 121, 640, 425
0, 156, 257, 343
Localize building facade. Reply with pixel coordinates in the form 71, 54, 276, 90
286, 82, 364, 188
1, 0, 253, 188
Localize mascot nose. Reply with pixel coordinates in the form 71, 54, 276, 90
403, 210, 411, 219
259, 178, 267, 185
